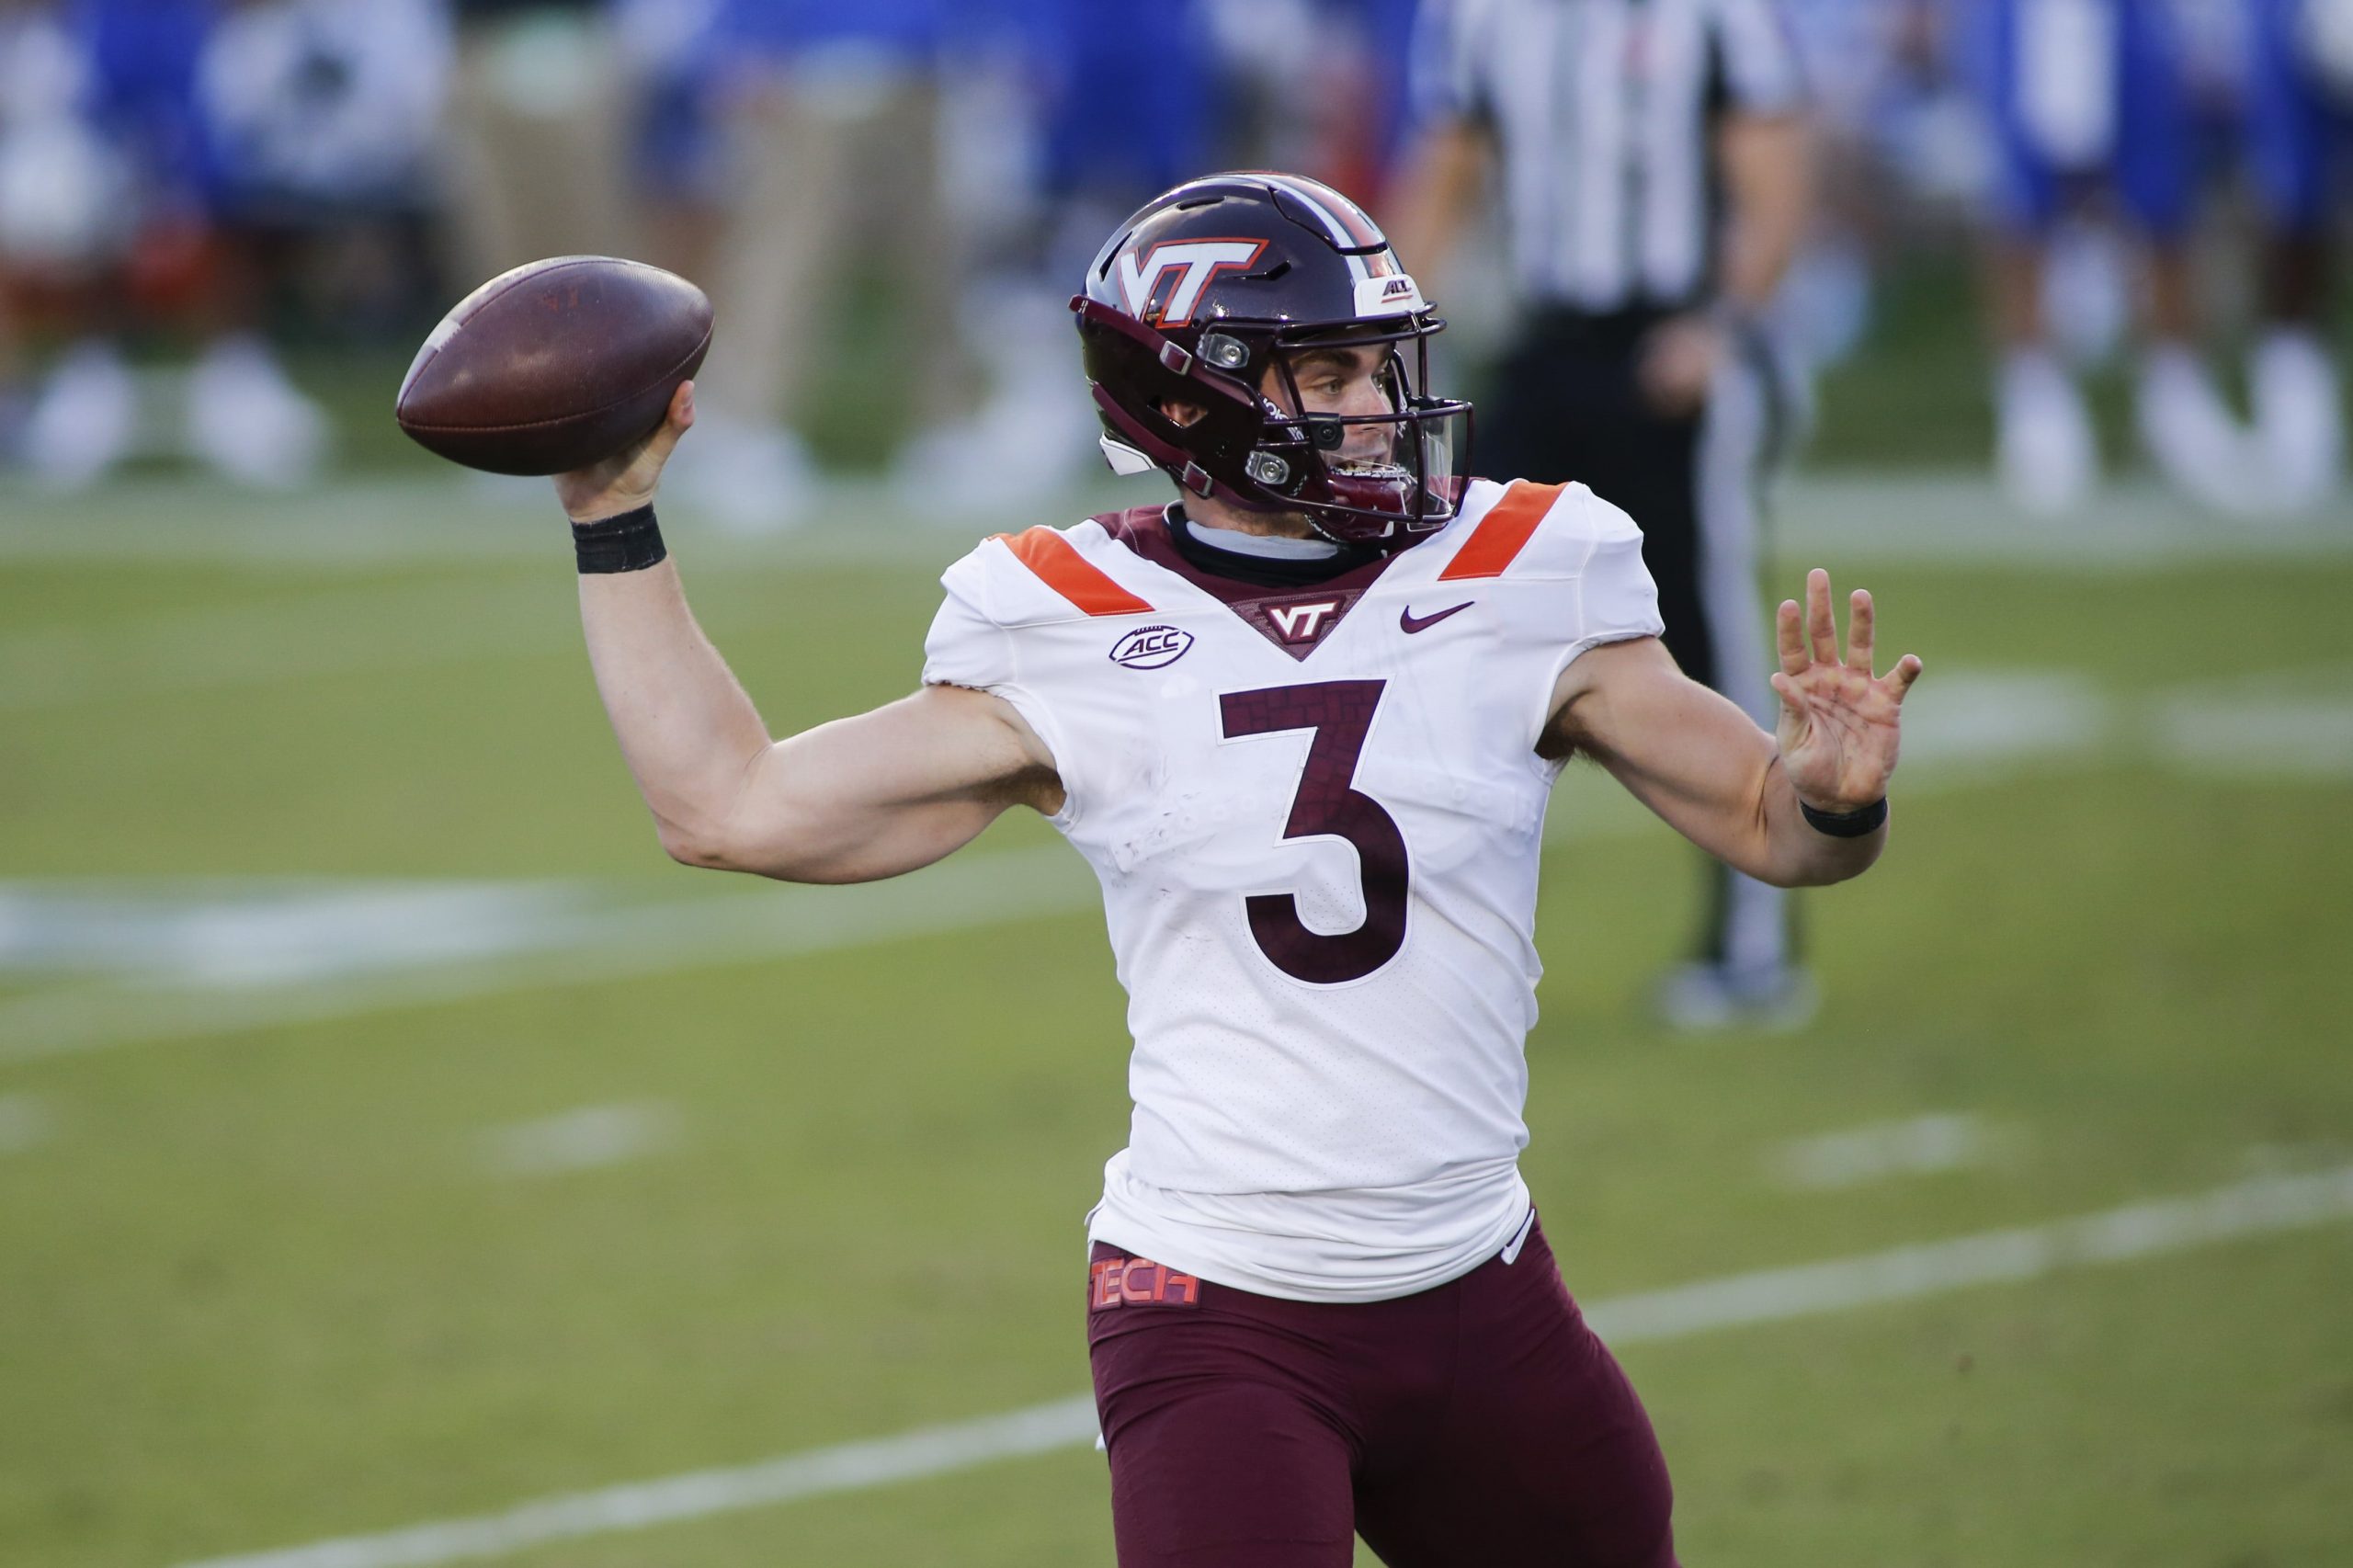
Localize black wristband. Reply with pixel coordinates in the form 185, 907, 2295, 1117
1799, 796, 1889, 838
573, 505, 666, 574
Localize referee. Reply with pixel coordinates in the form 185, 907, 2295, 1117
1389, 0, 1816, 1029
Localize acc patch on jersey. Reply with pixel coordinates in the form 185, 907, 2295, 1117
1109, 625, 1195, 669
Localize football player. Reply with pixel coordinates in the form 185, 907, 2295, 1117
553, 173, 1921, 1566
1953, 0, 2249, 514
2244, 0, 2350, 508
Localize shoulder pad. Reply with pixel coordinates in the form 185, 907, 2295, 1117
949, 520, 1162, 629
1433, 480, 1641, 583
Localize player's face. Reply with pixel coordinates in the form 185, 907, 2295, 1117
1267, 345, 1403, 469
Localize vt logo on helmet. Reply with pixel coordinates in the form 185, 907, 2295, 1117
1071, 172, 1474, 551
1113, 240, 1268, 326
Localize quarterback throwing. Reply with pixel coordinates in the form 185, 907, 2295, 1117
553, 174, 1920, 1568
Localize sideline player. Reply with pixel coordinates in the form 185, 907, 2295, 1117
2244, 0, 2350, 508
552, 174, 1921, 1566
1949, 0, 2249, 514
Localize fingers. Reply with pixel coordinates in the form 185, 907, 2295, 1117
1770, 673, 1823, 742
1881, 653, 1925, 702
645, 381, 696, 465
1777, 596, 1808, 676
1806, 567, 1839, 667
1847, 588, 1875, 674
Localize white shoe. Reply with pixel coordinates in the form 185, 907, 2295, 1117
23, 337, 136, 491
1654, 963, 1819, 1034
1995, 350, 2097, 516
2137, 345, 2256, 516
2250, 330, 2342, 512
2041, 222, 2130, 369
663, 413, 816, 533
186, 336, 329, 488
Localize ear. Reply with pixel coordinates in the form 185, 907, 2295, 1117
1157, 397, 1208, 429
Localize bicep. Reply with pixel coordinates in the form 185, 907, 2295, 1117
1544, 637, 1779, 868
706, 683, 1063, 884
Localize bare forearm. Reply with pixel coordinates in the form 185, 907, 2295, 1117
1755, 756, 1886, 886
1718, 115, 1813, 316
578, 559, 772, 856
1604, 724, 1885, 889
1557, 633, 1901, 889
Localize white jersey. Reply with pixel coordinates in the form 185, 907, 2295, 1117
920, 479, 1664, 1301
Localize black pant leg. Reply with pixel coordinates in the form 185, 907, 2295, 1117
1478, 317, 1716, 688
1480, 312, 1791, 980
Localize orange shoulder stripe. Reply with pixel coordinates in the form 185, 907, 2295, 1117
1436, 481, 1563, 582
993, 527, 1154, 617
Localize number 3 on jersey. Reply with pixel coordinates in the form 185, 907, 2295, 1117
1218, 680, 1408, 985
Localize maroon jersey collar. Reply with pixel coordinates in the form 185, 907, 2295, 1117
1095, 505, 1406, 661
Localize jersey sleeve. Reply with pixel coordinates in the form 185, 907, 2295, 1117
1463, 481, 1665, 747
1708, 0, 1808, 116
919, 543, 1082, 826
1407, 0, 1498, 131
920, 547, 1014, 693
1562, 489, 1665, 659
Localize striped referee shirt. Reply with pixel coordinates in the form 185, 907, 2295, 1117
1411, 0, 1806, 312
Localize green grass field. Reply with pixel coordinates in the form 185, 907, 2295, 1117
3, 474, 2350, 1567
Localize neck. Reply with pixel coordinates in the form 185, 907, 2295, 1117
1179, 491, 1320, 540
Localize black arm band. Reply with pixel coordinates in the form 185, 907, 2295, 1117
1800, 796, 1889, 838
573, 505, 666, 574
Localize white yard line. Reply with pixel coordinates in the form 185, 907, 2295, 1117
1768, 1113, 2007, 1191
478, 1103, 681, 1177
0, 880, 582, 986
169, 1163, 2353, 1568
8, 474, 2349, 571
0, 479, 1029, 570
1768, 474, 2353, 568
4, 667, 2344, 1063
0, 804, 1683, 1062
0, 846, 1097, 1064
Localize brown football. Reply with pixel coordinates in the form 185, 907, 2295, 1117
395, 256, 712, 476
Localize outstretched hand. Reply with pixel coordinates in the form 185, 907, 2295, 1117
1770, 568, 1923, 813
554, 380, 696, 524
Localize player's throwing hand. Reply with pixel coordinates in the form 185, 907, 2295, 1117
554, 381, 697, 524
1770, 568, 1924, 813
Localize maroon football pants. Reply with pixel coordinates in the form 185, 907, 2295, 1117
1086, 1216, 1678, 1567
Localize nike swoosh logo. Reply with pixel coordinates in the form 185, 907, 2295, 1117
1400, 601, 1474, 634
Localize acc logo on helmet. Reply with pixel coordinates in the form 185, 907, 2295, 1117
1114, 240, 1268, 327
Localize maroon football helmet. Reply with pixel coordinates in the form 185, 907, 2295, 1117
1072, 171, 1472, 549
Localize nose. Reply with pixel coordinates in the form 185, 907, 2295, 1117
1340, 372, 1393, 419
1337, 379, 1396, 461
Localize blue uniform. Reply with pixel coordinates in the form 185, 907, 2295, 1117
2246, 0, 2353, 231
709, 0, 952, 62
74, 0, 215, 208
1959, 0, 2196, 237
1020, 0, 1211, 199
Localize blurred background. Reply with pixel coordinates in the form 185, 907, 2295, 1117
3, 2, 2349, 1566
1, 0, 2347, 512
